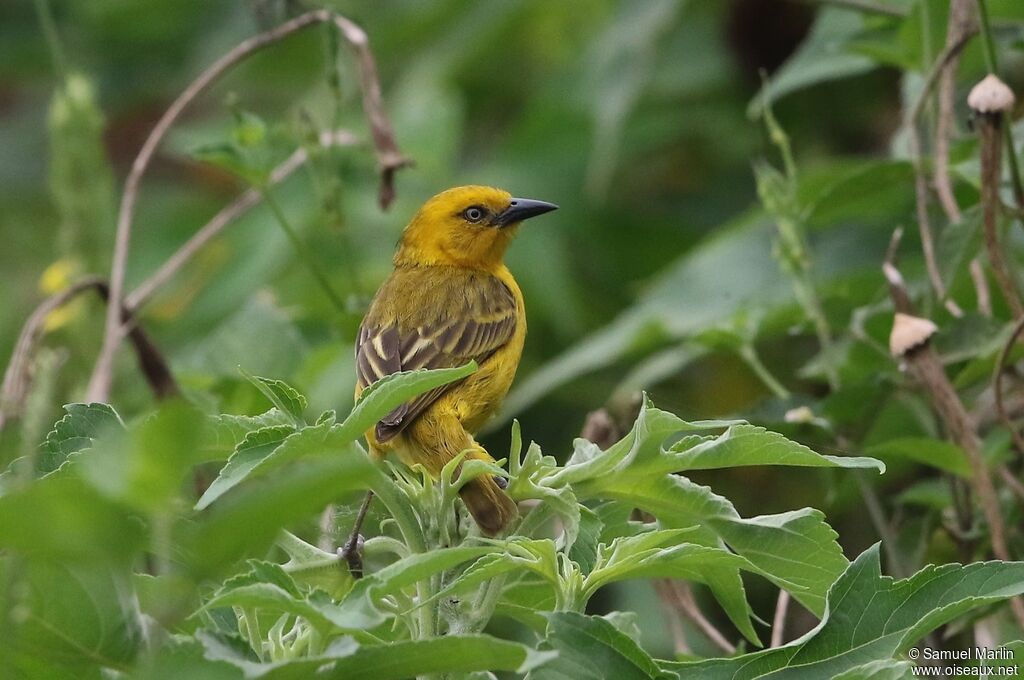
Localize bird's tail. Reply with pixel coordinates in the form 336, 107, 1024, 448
459, 475, 517, 536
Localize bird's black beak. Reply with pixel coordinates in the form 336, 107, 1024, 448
491, 198, 559, 227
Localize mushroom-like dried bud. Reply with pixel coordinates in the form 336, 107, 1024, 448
889, 312, 938, 357
967, 74, 1016, 114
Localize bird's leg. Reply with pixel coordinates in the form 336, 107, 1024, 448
338, 490, 374, 578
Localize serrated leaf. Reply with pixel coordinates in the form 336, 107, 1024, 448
528, 611, 675, 680
199, 630, 554, 679
4, 561, 144, 676
668, 545, 1024, 679
208, 409, 295, 453
335, 362, 478, 441
40, 402, 123, 474
241, 371, 308, 425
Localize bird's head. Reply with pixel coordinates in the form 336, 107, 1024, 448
395, 185, 558, 269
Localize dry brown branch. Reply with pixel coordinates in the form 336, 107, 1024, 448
1001, 466, 1024, 502
884, 239, 1024, 628
969, 257, 993, 317
1, 278, 178, 432
905, 28, 977, 318
976, 108, 1024, 318
664, 580, 737, 655
88, 10, 408, 403
933, 0, 976, 223
124, 130, 357, 313
993, 314, 1024, 456
770, 590, 790, 648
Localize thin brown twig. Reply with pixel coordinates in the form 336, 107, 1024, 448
770, 590, 790, 648
884, 239, 1024, 628
88, 10, 408, 403
978, 110, 1024, 319
1000, 466, 1024, 502
905, 28, 977, 318
666, 580, 737, 655
1, 278, 178, 432
933, 0, 975, 224
970, 258, 993, 317
993, 314, 1024, 456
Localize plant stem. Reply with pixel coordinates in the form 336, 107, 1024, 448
975, 0, 1024, 207
32, 0, 67, 81
739, 344, 791, 400
260, 187, 347, 313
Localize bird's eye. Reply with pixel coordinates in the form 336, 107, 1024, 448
462, 206, 487, 223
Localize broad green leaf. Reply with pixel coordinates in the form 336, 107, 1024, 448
40, 402, 123, 473
668, 545, 1024, 679
832, 660, 914, 680
749, 8, 877, 117
198, 631, 554, 679
3, 561, 144, 676
528, 612, 675, 680
208, 409, 295, 453
568, 505, 603, 574
203, 582, 380, 636
865, 437, 970, 478
584, 532, 760, 646
241, 371, 307, 425
197, 423, 322, 510
671, 423, 884, 473
335, 362, 478, 441
79, 401, 210, 512
180, 450, 373, 577
0, 472, 145, 561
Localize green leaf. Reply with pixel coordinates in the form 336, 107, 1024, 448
78, 401, 210, 512
180, 449, 373, 577
831, 660, 914, 680
208, 409, 295, 453
197, 423, 312, 510
749, 8, 878, 117
668, 545, 1024, 679
204, 582, 380, 636
528, 612, 675, 680
199, 632, 554, 679
568, 505, 603, 574
335, 362, 478, 441
0, 472, 145, 561
39, 402, 123, 474
865, 437, 971, 478
4, 560, 144, 676
241, 371, 307, 426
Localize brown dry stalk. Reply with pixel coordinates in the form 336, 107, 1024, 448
770, 590, 790, 648
969, 257, 993, 317
978, 112, 1024, 318
884, 249, 1024, 629
993, 314, 1024, 456
933, 0, 976, 224
88, 10, 409, 403
905, 29, 977, 318
0, 278, 177, 432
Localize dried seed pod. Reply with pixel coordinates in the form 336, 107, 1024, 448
889, 312, 938, 357
967, 74, 1016, 114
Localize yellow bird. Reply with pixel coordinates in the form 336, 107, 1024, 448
355, 186, 557, 535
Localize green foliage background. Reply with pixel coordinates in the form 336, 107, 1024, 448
2, 0, 1024, 678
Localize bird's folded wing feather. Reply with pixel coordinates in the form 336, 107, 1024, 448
356, 270, 517, 442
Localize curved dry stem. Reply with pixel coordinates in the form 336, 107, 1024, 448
87, 10, 408, 402
933, 0, 975, 224
993, 314, 1024, 457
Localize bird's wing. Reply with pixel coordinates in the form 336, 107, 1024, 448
356, 270, 518, 442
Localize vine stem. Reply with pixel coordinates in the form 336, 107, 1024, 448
260, 188, 347, 313
975, 0, 1024, 207
86, 9, 409, 402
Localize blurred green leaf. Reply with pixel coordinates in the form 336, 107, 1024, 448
866, 437, 971, 478
529, 611, 673, 680
668, 545, 1024, 679
3, 561, 144, 676
39, 402, 123, 474
241, 372, 307, 426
